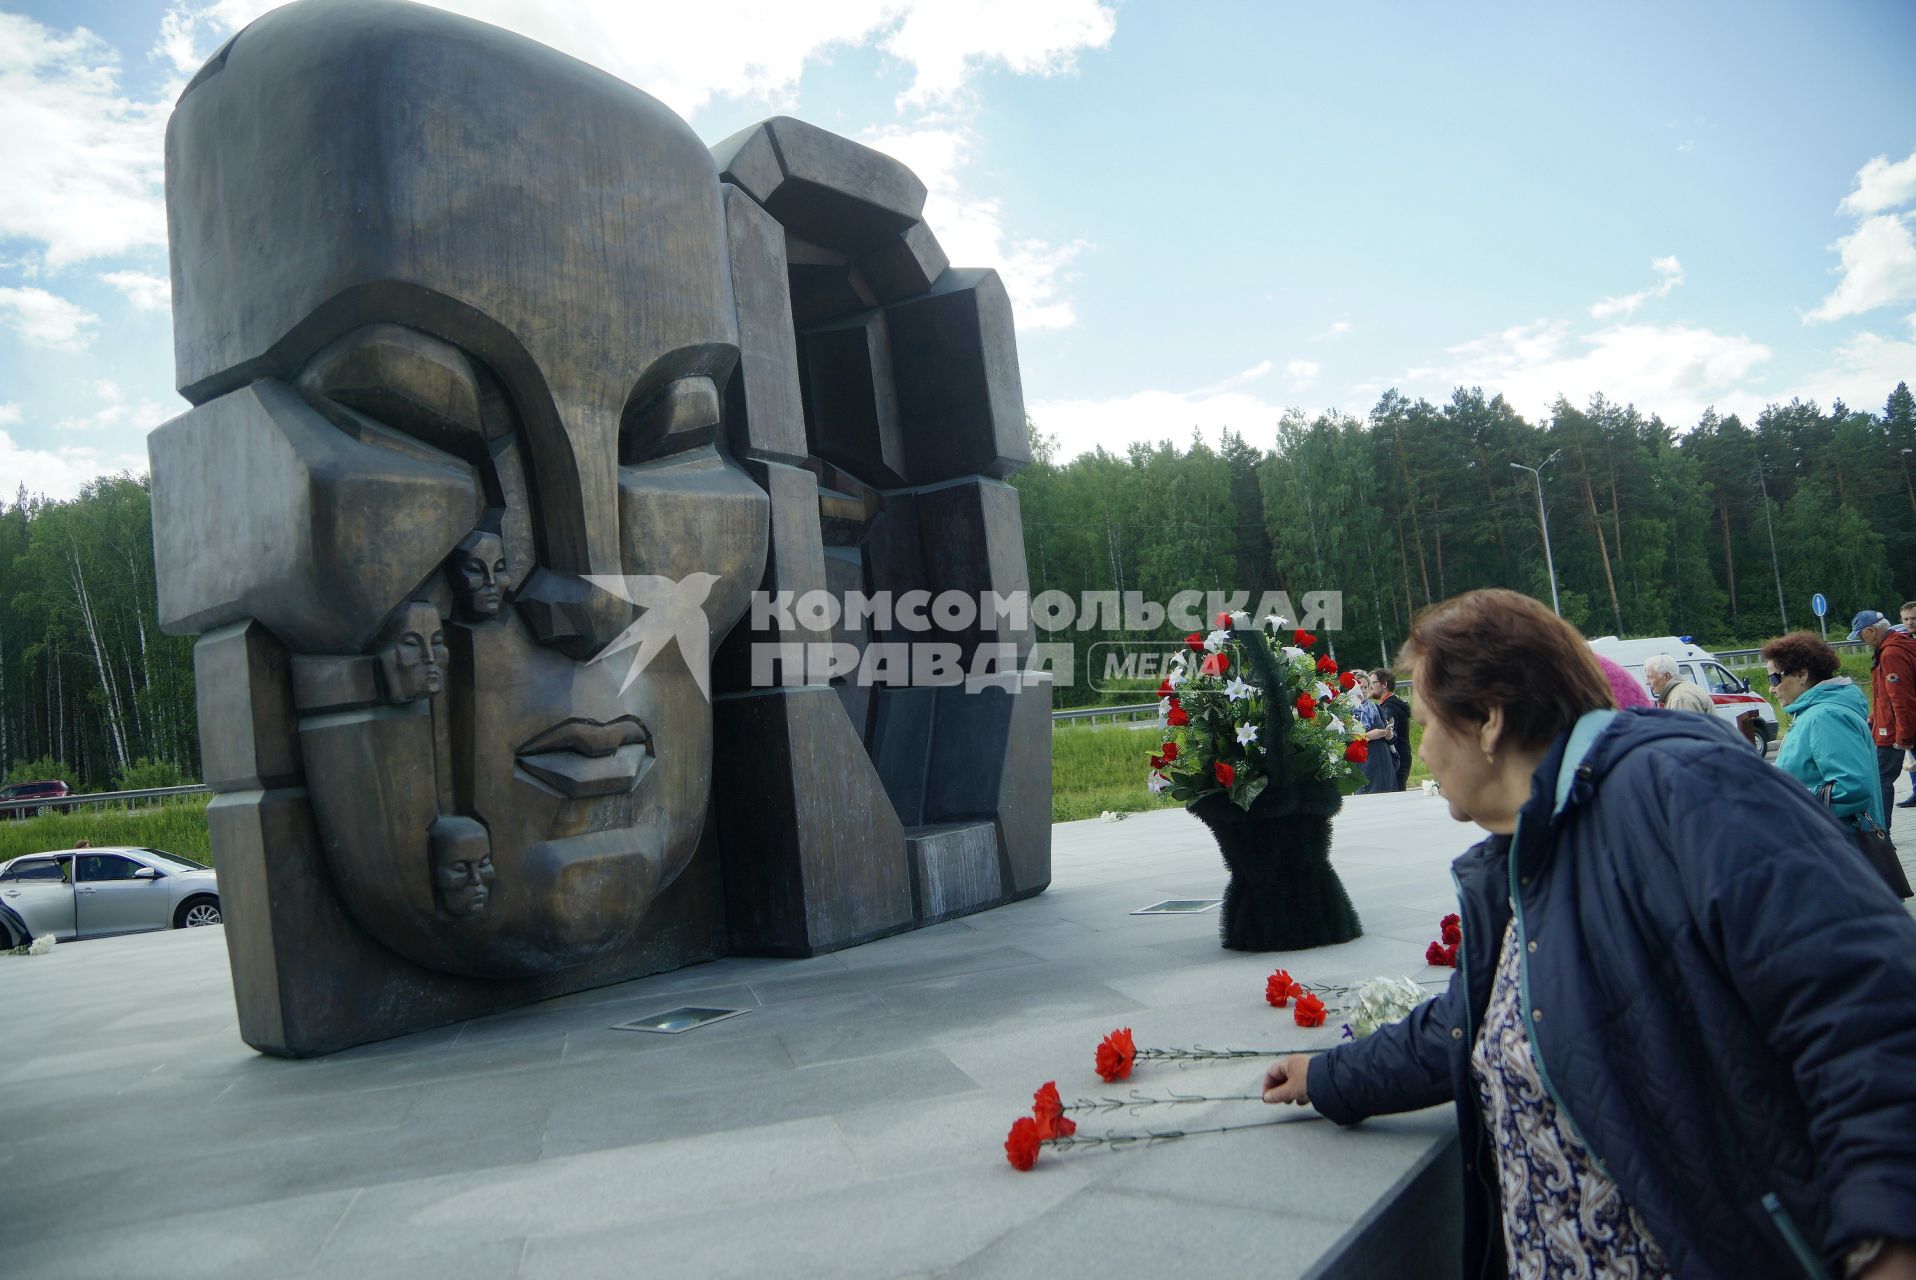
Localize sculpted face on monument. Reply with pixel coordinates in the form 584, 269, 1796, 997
150, 0, 1049, 1057
446, 532, 509, 621
373, 601, 448, 703
430, 816, 496, 919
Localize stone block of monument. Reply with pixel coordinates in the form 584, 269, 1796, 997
889, 269, 1030, 482
150, 0, 1049, 1056
710, 116, 927, 254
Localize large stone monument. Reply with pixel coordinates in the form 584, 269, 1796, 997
149, 0, 1050, 1057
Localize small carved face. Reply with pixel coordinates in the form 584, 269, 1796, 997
435, 854, 494, 916
448, 532, 509, 619
376, 602, 449, 702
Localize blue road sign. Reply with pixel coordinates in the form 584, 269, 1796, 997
1811, 593, 1828, 618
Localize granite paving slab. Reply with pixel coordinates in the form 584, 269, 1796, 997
1, 791, 1503, 1278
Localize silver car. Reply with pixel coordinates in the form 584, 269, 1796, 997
0, 846, 220, 942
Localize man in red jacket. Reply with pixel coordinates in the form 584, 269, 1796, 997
1851, 609, 1916, 818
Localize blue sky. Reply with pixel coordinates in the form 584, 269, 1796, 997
3, 0, 1914, 497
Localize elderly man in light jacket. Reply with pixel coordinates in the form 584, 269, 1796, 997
1645, 654, 1715, 714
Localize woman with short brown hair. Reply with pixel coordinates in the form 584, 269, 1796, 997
1263, 589, 1916, 1280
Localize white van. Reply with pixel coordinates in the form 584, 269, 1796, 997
1587, 635, 1780, 756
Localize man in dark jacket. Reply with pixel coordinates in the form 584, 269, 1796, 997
1375, 670, 1412, 791
1282, 709, 1916, 1279
1852, 609, 1916, 818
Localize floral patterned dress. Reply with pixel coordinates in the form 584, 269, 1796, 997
1470, 917, 1671, 1279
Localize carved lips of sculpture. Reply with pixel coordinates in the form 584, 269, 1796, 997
375, 601, 449, 703
448, 531, 510, 621
515, 715, 655, 799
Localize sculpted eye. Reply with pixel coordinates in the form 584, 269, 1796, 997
298, 323, 487, 460
620, 375, 720, 464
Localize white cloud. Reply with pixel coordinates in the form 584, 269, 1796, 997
1322, 321, 1351, 338
1806, 213, 1916, 323
54, 379, 174, 436
879, 0, 1116, 109
1837, 149, 1916, 217
98, 270, 171, 312
1202, 359, 1271, 392
0, 286, 100, 350
1028, 386, 1290, 459
0, 423, 144, 501
0, 13, 171, 268
160, 1, 1115, 118
1403, 317, 1772, 428
1762, 312, 1916, 414
149, 3, 1109, 334
861, 124, 1086, 331
1589, 255, 1684, 320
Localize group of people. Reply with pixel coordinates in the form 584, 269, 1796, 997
1259, 589, 1916, 1280
1352, 670, 1412, 794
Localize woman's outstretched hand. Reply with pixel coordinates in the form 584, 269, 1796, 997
1262, 1053, 1314, 1105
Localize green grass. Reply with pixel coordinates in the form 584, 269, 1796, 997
1051, 719, 1184, 822
0, 796, 212, 865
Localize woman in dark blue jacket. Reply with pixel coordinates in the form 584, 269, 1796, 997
1262, 590, 1916, 1280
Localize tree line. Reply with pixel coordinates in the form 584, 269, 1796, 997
1015, 383, 1916, 703
4, 381, 1911, 781
0, 477, 198, 791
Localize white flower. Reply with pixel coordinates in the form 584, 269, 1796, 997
1315, 681, 1333, 702
1324, 749, 1341, 769
1230, 610, 1252, 628
1168, 669, 1187, 691
1266, 614, 1290, 631
1282, 645, 1306, 661
1204, 628, 1230, 652
1224, 677, 1254, 702
1348, 977, 1426, 1038
1147, 770, 1170, 794
1329, 715, 1346, 734
1235, 723, 1259, 747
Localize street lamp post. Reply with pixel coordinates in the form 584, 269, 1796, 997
1511, 452, 1563, 617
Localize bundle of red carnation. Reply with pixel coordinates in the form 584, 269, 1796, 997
1424, 912, 1461, 967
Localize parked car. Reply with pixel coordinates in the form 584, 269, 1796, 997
0, 780, 75, 820
0, 846, 220, 942
1587, 635, 1781, 755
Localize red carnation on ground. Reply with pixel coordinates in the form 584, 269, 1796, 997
1317, 655, 1337, 674
1293, 992, 1328, 1027
1443, 943, 1459, 966
1441, 913, 1460, 929
1345, 737, 1368, 763
1160, 741, 1179, 762
1265, 968, 1302, 1007
1167, 705, 1190, 728
1095, 1028, 1137, 1082
1004, 1115, 1041, 1170
1031, 1081, 1076, 1140
1200, 652, 1229, 677
1338, 670, 1356, 691
1295, 692, 1317, 720
1294, 629, 1317, 647
1214, 761, 1236, 788
1426, 940, 1456, 967
1441, 920, 1462, 946
1185, 632, 1205, 652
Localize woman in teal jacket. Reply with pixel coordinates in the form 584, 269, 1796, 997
1763, 631, 1885, 827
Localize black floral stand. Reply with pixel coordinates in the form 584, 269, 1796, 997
1190, 780, 1362, 952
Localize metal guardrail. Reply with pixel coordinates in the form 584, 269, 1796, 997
1717, 639, 1865, 665
0, 783, 212, 818
1053, 702, 1159, 724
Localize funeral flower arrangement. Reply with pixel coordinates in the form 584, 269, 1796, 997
1148, 612, 1371, 808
